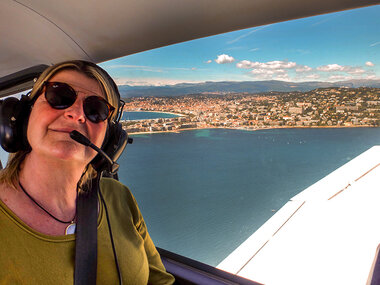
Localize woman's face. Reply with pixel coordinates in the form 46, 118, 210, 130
27, 69, 108, 165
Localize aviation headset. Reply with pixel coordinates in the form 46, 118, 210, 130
0, 61, 129, 173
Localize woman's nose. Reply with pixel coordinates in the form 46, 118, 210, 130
63, 97, 86, 123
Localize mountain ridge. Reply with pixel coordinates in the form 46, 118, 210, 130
118, 79, 380, 98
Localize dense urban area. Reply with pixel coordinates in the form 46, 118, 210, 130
121, 87, 380, 134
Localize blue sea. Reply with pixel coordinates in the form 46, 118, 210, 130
117, 126, 380, 266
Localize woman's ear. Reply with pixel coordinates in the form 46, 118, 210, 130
0, 95, 33, 153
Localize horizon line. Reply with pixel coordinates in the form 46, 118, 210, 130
117, 78, 380, 87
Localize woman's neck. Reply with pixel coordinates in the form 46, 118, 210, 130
18, 152, 86, 218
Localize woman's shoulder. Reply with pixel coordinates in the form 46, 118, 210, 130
0, 182, 20, 212
99, 177, 140, 216
100, 177, 133, 199
100, 177, 129, 191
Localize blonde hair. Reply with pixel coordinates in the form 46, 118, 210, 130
0, 60, 121, 191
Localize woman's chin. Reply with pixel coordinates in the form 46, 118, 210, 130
44, 142, 92, 163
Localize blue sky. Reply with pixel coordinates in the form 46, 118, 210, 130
100, 5, 380, 86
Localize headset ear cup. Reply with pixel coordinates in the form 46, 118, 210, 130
0, 96, 31, 153
90, 122, 127, 172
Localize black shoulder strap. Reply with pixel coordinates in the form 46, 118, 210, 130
74, 176, 99, 285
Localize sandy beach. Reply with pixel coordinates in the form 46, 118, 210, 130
128, 125, 377, 135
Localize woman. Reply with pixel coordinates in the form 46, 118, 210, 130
0, 60, 175, 284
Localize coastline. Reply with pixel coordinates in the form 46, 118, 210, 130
128, 125, 378, 135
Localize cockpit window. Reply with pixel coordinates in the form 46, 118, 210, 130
99, 5, 380, 268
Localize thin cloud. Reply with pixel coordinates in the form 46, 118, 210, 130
328, 75, 353, 81
317, 64, 344, 72
236, 60, 254, 69
237, 60, 298, 81
250, 69, 286, 75
166, 67, 198, 71
206, 60, 212, 64
311, 17, 332, 27
296, 65, 313, 72
311, 14, 341, 27
370, 42, 380, 47
305, 74, 320, 80
317, 64, 365, 74
345, 67, 365, 75
215, 54, 235, 64
237, 60, 296, 69
366, 61, 375, 67
227, 26, 267, 44
248, 72, 290, 81
249, 48, 259, 52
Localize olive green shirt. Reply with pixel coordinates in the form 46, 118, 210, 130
0, 178, 174, 285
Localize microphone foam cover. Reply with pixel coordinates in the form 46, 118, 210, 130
70, 131, 91, 146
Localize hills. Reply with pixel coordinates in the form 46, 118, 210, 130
118, 79, 380, 98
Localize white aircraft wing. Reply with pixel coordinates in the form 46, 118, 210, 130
218, 146, 380, 285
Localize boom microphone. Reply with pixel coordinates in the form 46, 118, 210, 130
70, 130, 119, 174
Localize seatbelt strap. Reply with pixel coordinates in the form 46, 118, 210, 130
74, 176, 99, 285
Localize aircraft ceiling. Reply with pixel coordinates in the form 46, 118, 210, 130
1, 0, 379, 80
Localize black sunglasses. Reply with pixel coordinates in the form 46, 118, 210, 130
43, 81, 115, 123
